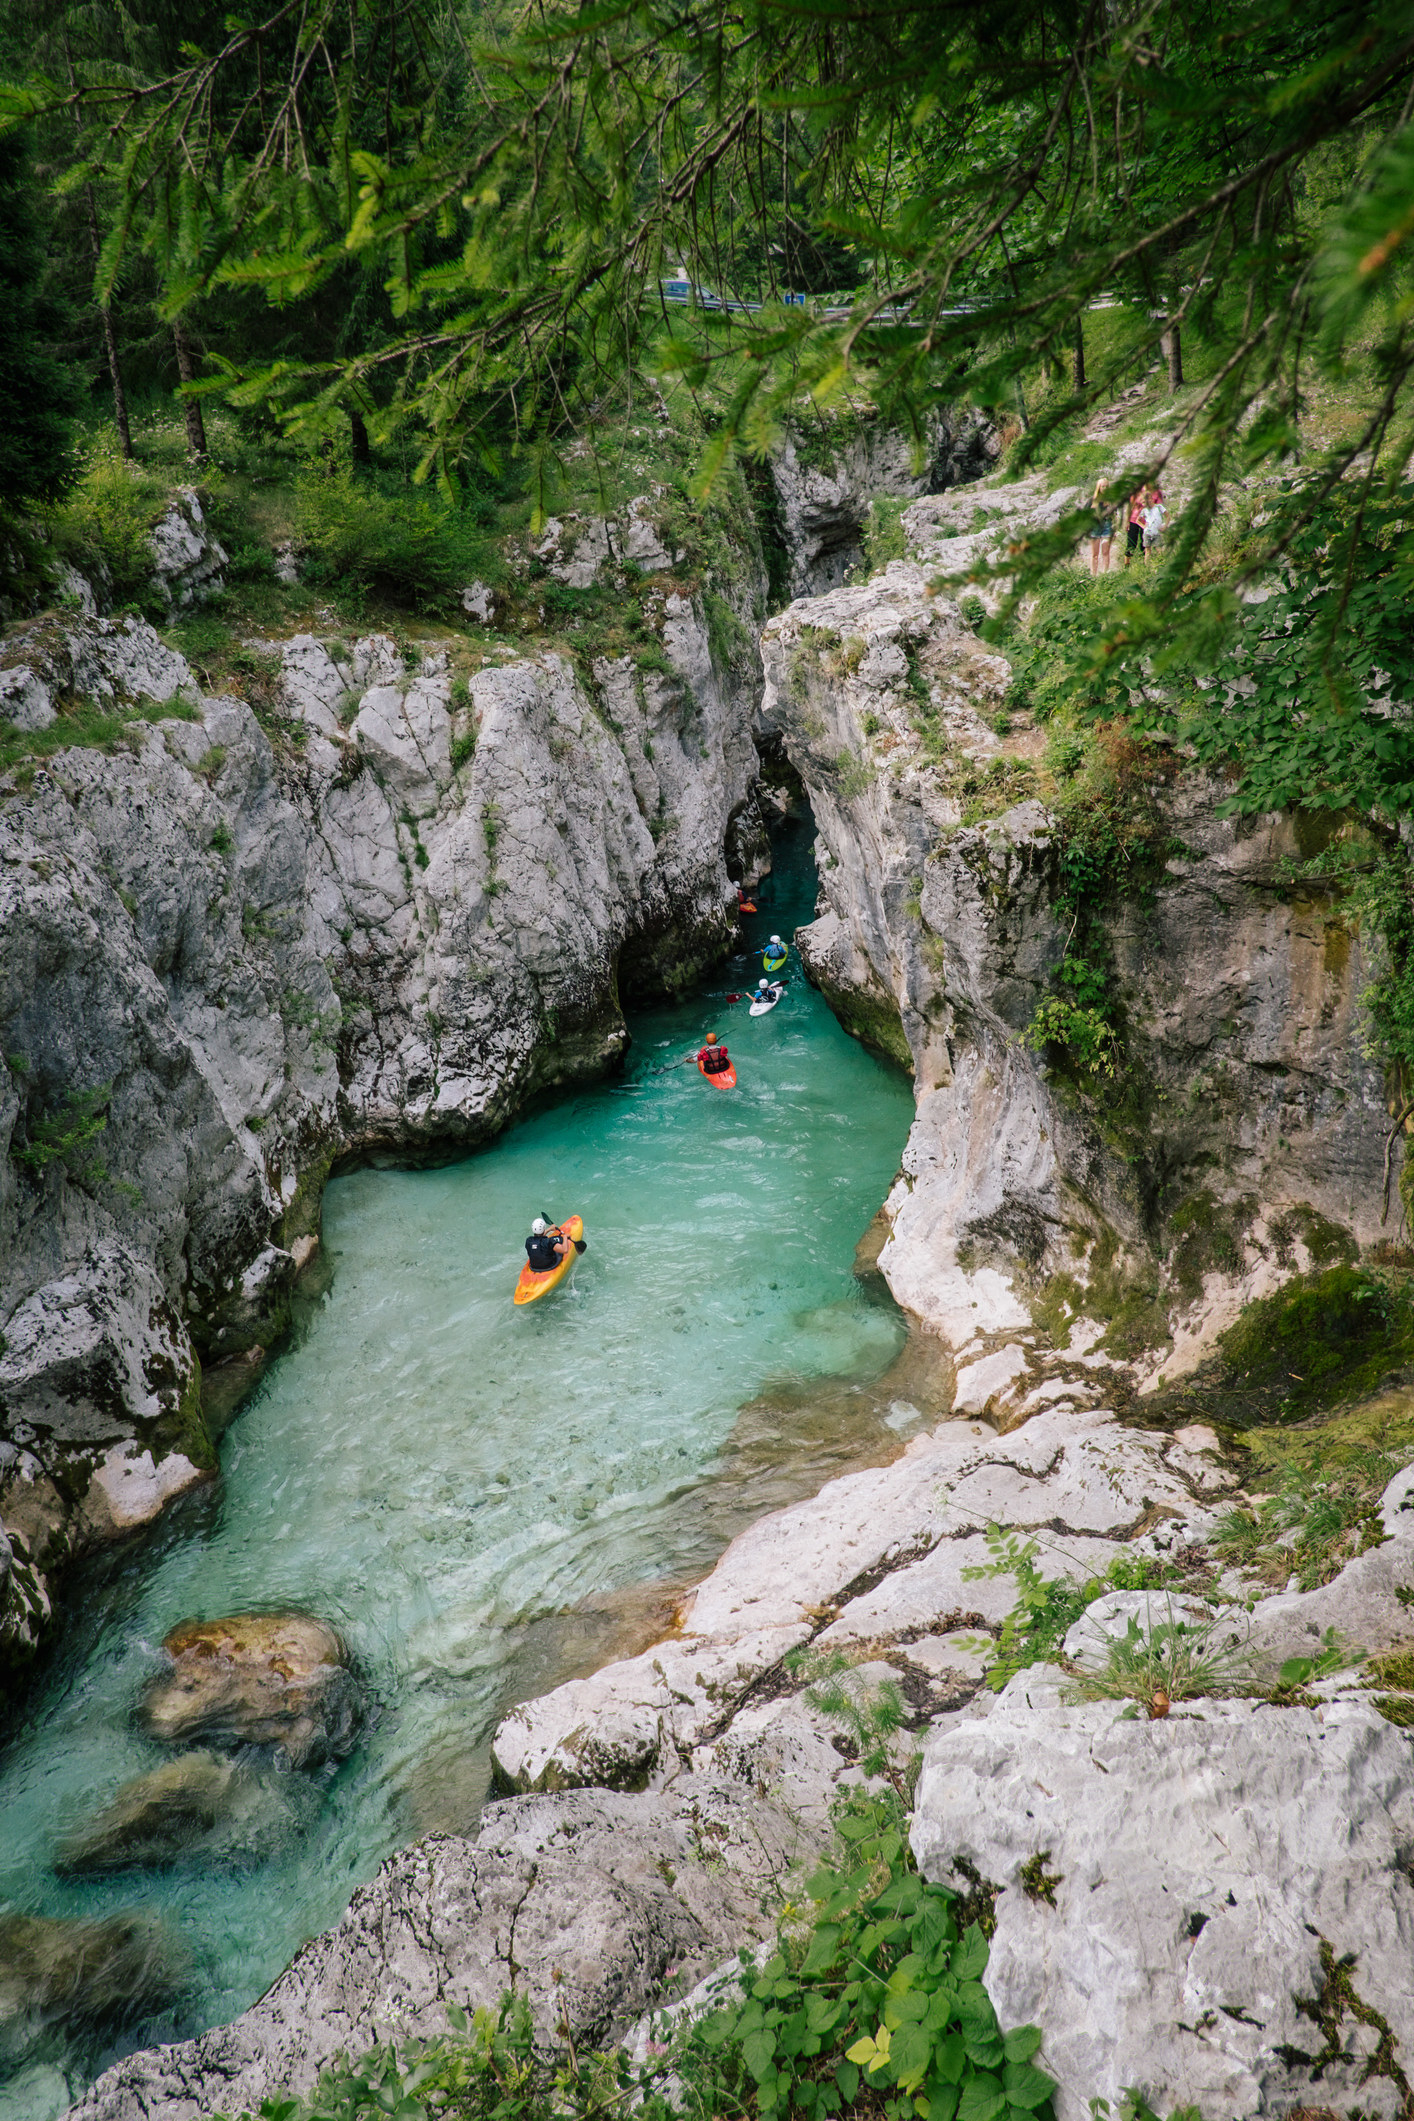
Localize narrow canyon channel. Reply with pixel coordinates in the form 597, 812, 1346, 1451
0, 816, 917, 2121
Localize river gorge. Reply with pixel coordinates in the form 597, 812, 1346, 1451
4, 429, 1414, 2121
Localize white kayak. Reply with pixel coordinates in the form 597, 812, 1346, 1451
749, 986, 784, 1016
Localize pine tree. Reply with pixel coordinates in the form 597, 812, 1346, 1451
0, 130, 78, 506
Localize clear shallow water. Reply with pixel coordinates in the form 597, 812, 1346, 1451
0, 819, 915, 2118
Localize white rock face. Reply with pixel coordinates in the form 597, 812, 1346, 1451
952, 1343, 1029, 1415
147, 488, 227, 610
912, 1671, 1414, 2121
0, 665, 56, 731
85, 1444, 209, 1532
534, 494, 681, 585
279, 635, 355, 736
490, 1407, 1232, 1794
1, 580, 761, 1662
759, 502, 1390, 1394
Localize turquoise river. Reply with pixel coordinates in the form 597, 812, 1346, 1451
0, 818, 916, 2120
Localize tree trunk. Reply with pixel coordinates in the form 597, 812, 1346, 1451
68, 32, 132, 462
1073, 312, 1085, 392
171, 320, 208, 461
1167, 322, 1183, 392
84, 182, 131, 459
349, 407, 371, 465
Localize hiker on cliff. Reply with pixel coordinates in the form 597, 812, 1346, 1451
1124, 486, 1148, 565
1088, 479, 1115, 575
1143, 488, 1168, 556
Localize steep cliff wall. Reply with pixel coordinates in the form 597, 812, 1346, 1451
767, 410, 998, 598
758, 486, 1392, 1417
0, 564, 765, 1668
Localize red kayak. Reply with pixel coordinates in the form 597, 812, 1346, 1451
697, 1056, 737, 1089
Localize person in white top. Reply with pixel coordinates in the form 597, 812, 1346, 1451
1143, 490, 1168, 554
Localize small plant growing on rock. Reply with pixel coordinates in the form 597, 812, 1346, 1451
1021, 994, 1119, 1077
785, 1648, 913, 1798
962, 1527, 1189, 1691
1062, 1599, 1253, 1719
677, 1788, 1056, 2121
11, 1081, 112, 1188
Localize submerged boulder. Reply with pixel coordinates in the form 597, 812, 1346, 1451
140, 1614, 362, 1769
55, 1751, 319, 1875
0, 1911, 182, 2066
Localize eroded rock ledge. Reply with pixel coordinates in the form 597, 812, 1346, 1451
71, 1409, 1414, 2121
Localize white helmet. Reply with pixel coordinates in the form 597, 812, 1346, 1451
531, 1217, 547, 1235
770, 933, 783, 946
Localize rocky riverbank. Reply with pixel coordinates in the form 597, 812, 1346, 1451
69, 1404, 1414, 2121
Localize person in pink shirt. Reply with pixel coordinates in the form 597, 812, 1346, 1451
1124, 486, 1148, 565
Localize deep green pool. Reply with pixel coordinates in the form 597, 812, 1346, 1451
0, 817, 915, 2119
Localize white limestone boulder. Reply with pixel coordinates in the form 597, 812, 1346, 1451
911, 1670, 1414, 2121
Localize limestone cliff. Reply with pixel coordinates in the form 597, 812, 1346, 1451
767, 409, 997, 598
0, 572, 764, 1669
758, 478, 1392, 1417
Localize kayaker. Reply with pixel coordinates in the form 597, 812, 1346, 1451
525, 1216, 569, 1271
754, 978, 782, 1004
696, 1032, 732, 1075
767, 933, 786, 958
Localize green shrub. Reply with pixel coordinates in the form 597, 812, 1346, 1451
678, 1788, 1055, 2121
1020, 994, 1118, 1078
214, 1793, 1057, 2121
862, 495, 911, 574
704, 589, 752, 674
45, 443, 169, 602
962, 1526, 1179, 1690
11, 1080, 112, 1187
296, 467, 501, 607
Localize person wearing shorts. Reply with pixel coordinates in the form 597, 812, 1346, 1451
1088, 478, 1114, 576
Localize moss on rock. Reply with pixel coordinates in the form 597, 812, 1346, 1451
1154, 1266, 1414, 1429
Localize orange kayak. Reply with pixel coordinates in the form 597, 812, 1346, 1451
697, 1057, 737, 1089
513, 1215, 584, 1306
